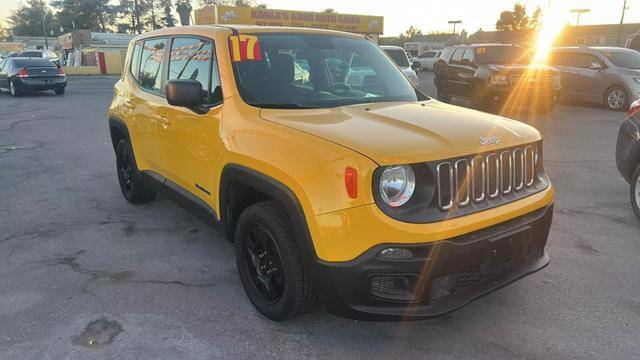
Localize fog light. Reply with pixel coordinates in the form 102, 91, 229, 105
379, 247, 413, 259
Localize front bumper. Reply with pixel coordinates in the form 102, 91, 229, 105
309, 204, 553, 320
616, 118, 640, 183
481, 86, 561, 107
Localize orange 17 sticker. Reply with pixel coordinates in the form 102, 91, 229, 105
229, 35, 262, 62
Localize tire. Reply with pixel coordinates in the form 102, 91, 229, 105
235, 200, 315, 321
55, 87, 65, 95
631, 164, 640, 222
604, 86, 629, 111
9, 80, 21, 97
437, 78, 452, 103
115, 138, 155, 204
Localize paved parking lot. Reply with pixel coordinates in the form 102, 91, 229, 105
1, 73, 639, 359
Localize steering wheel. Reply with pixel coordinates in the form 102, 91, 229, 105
328, 83, 353, 94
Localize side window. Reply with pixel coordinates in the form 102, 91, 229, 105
168, 37, 219, 104
450, 47, 465, 63
461, 48, 475, 62
139, 37, 168, 93
130, 42, 142, 80
577, 53, 603, 68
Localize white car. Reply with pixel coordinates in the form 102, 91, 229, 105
411, 50, 442, 71
380, 45, 419, 87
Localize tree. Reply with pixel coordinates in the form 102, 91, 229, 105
0, 23, 11, 41
529, 6, 542, 30
160, 0, 176, 27
401, 26, 422, 39
142, 0, 161, 30
117, 0, 141, 33
8, 0, 58, 37
495, 3, 530, 31
175, 0, 192, 26
52, 0, 117, 32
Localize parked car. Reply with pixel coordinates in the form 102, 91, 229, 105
436, 44, 561, 113
0, 57, 66, 97
549, 47, 640, 111
380, 45, 419, 87
616, 98, 640, 221
16, 49, 61, 67
109, 26, 554, 321
626, 31, 640, 52
411, 50, 441, 71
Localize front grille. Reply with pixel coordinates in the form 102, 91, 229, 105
436, 145, 538, 210
509, 73, 554, 88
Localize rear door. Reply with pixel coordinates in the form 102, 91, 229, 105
154, 36, 224, 203
549, 50, 582, 98
446, 46, 467, 96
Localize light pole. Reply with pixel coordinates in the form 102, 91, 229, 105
448, 20, 462, 34
570, 8, 590, 27
617, 0, 629, 46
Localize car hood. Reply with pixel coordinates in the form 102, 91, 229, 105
259, 100, 541, 165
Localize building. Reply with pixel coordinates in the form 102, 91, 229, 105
56, 30, 136, 75
555, 23, 640, 47
466, 29, 536, 46
194, 5, 384, 41
403, 33, 462, 57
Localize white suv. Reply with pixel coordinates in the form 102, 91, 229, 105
411, 50, 442, 71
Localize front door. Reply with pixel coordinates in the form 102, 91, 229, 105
128, 37, 169, 173
155, 36, 225, 205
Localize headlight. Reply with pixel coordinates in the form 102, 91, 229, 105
379, 165, 416, 207
490, 74, 509, 86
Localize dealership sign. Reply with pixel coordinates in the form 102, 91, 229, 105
195, 5, 384, 35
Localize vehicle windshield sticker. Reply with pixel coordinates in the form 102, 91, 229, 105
476, 48, 486, 55
229, 35, 262, 62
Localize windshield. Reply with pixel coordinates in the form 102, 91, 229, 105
383, 48, 410, 67
597, 49, 640, 69
13, 59, 56, 67
475, 46, 530, 65
231, 33, 418, 109
19, 51, 43, 58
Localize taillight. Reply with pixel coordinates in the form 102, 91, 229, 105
345, 167, 358, 199
57, 67, 66, 77
630, 98, 640, 116
17, 68, 29, 78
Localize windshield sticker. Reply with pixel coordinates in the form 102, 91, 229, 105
476, 48, 486, 55
229, 35, 262, 62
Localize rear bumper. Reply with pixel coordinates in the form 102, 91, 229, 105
309, 204, 553, 321
18, 77, 66, 90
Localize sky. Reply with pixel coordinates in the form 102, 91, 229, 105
1, 0, 638, 36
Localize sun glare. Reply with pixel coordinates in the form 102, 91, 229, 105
533, 10, 566, 64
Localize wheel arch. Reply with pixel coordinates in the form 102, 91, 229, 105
108, 116, 131, 151
219, 164, 317, 258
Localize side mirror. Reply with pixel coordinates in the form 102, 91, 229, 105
166, 79, 203, 108
590, 61, 604, 70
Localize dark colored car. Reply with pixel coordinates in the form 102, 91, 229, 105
433, 45, 460, 86
616, 98, 640, 221
0, 58, 67, 97
436, 44, 562, 113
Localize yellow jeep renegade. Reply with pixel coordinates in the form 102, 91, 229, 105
108, 25, 554, 321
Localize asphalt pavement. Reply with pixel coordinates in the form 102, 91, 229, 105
0, 73, 639, 359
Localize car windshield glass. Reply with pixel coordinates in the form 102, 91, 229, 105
13, 59, 56, 67
231, 33, 418, 109
383, 49, 410, 67
475, 46, 530, 64
19, 51, 43, 58
597, 49, 640, 69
